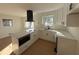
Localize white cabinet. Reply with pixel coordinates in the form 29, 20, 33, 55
67, 14, 79, 27
12, 31, 38, 54
39, 30, 47, 40
31, 31, 38, 41
19, 32, 38, 54
46, 31, 56, 42
58, 4, 79, 26
68, 3, 79, 14
57, 37, 77, 55
67, 4, 79, 27
57, 4, 69, 26
39, 30, 56, 42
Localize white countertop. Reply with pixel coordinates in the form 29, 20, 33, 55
47, 29, 75, 40
13, 29, 75, 40
14, 31, 34, 39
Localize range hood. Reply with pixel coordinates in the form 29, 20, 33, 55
27, 10, 33, 22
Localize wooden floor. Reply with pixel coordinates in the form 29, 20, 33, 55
21, 39, 56, 55
0, 36, 12, 51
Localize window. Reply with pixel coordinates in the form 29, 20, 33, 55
25, 22, 34, 32
42, 15, 53, 29
2, 19, 13, 27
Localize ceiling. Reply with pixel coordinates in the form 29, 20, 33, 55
0, 3, 65, 17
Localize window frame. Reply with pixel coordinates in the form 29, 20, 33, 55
2, 19, 13, 27
42, 15, 54, 28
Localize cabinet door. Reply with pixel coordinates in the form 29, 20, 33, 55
39, 30, 55, 42
57, 37, 77, 55
47, 31, 56, 42
31, 31, 38, 40
41, 30, 48, 40
67, 14, 79, 27
38, 30, 44, 39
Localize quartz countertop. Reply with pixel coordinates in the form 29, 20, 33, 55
14, 31, 34, 39
47, 29, 75, 40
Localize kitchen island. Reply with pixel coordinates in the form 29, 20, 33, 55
48, 29, 77, 54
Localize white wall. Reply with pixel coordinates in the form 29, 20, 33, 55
0, 14, 25, 38
34, 6, 68, 30
34, 10, 58, 30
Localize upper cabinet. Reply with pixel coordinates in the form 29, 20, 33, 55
67, 14, 79, 27
68, 3, 79, 14
57, 4, 69, 26
67, 3, 79, 27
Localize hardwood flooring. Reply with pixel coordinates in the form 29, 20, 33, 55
21, 39, 56, 55
0, 36, 12, 51
0, 37, 56, 55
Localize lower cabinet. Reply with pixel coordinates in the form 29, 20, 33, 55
39, 30, 56, 42
57, 37, 77, 55
12, 31, 38, 55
